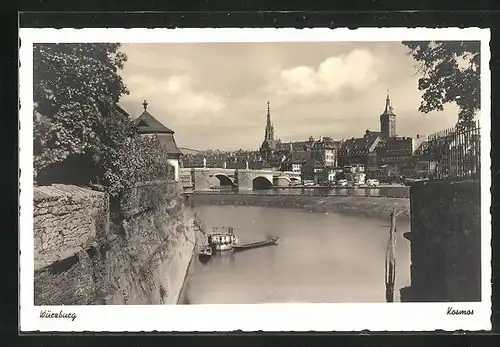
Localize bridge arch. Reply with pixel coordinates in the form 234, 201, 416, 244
253, 176, 273, 190
214, 173, 235, 186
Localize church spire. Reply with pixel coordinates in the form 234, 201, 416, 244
264, 101, 274, 142
143, 99, 148, 111
385, 90, 390, 111
380, 89, 396, 139
384, 89, 393, 114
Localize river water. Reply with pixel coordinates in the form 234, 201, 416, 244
179, 205, 411, 304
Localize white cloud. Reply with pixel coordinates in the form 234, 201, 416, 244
271, 49, 380, 96
124, 74, 226, 117
165, 75, 187, 94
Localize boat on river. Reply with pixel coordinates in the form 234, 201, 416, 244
207, 226, 239, 251
194, 214, 278, 261
197, 244, 213, 262
232, 236, 279, 252
198, 244, 213, 256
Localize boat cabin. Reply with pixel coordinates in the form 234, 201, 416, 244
207, 226, 237, 245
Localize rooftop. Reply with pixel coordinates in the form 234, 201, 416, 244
279, 139, 315, 152
156, 133, 182, 156
339, 130, 382, 156
312, 136, 342, 149
133, 100, 181, 156
134, 100, 174, 134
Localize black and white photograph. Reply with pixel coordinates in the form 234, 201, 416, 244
19, 28, 491, 332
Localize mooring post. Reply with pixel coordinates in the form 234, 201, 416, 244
385, 205, 398, 303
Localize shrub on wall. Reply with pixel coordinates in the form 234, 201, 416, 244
103, 135, 170, 198
119, 180, 175, 220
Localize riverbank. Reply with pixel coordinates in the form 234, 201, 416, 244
190, 193, 410, 220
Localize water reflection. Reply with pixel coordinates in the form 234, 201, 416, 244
367, 188, 381, 197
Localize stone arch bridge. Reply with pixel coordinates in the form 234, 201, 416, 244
180, 167, 301, 191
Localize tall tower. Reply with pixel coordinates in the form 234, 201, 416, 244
380, 91, 396, 139
260, 101, 276, 162
264, 101, 274, 142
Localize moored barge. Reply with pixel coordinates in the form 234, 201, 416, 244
232, 236, 279, 252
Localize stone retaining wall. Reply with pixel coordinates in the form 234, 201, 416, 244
402, 179, 481, 302
33, 185, 109, 271
33, 181, 194, 305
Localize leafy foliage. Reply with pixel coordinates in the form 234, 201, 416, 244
33, 43, 129, 174
402, 41, 480, 126
103, 135, 171, 197
33, 43, 171, 195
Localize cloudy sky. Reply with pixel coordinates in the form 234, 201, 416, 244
118, 41, 460, 151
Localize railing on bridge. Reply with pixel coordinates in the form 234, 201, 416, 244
273, 170, 301, 176
424, 120, 481, 180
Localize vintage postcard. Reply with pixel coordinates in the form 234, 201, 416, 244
19, 27, 491, 332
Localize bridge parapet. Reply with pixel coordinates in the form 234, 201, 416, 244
182, 167, 274, 191
207, 168, 236, 177
273, 171, 302, 182
180, 167, 210, 191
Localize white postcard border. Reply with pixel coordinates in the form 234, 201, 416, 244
19, 27, 492, 332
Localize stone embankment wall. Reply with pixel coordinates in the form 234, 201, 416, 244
33, 181, 195, 305
402, 179, 481, 302
190, 193, 410, 220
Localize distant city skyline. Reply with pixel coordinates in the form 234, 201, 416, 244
118, 41, 461, 151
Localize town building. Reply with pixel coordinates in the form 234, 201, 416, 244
325, 168, 339, 182
376, 136, 414, 180
376, 134, 428, 180
338, 130, 382, 178
280, 151, 311, 174
342, 164, 367, 185
310, 136, 341, 169
406, 139, 438, 178
134, 100, 182, 181
301, 158, 325, 184
277, 136, 341, 183
292, 151, 311, 174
